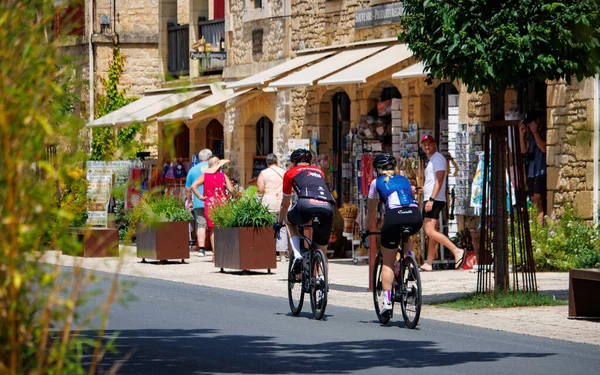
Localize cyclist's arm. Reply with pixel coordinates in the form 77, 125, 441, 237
365, 198, 378, 232
278, 194, 291, 224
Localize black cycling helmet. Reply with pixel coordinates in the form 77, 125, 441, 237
373, 153, 396, 170
290, 148, 312, 164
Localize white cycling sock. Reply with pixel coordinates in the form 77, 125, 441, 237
290, 236, 302, 259
383, 289, 391, 303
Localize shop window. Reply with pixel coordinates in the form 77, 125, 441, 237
256, 116, 273, 156
252, 29, 263, 54
332, 92, 351, 205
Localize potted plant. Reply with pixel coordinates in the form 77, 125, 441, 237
210, 188, 277, 272
135, 194, 193, 263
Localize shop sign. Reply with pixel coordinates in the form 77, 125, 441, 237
355, 3, 404, 30
190, 51, 227, 60
288, 138, 310, 155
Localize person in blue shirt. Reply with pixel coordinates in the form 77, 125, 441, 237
362, 153, 422, 314
186, 148, 212, 256
519, 110, 547, 224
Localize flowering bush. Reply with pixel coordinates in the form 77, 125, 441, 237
210, 188, 275, 228
530, 205, 600, 271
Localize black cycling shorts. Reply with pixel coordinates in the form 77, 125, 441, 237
287, 198, 334, 246
422, 200, 446, 219
381, 207, 423, 249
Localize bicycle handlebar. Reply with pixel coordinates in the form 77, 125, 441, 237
359, 231, 381, 248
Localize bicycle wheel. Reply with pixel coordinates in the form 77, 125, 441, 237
309, 249, 328, 320
287, 254, 304, 316
372, 253, 392, 324
400, 255, 422, 329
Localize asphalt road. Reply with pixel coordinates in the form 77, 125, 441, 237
84, 272, 600, 375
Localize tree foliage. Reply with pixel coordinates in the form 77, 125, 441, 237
91, 45, 144, 161
0, 1, 126, 373
399, 0, 600, 93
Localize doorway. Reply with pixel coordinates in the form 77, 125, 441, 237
255, 116, 273, 156
206, 119, 224, 158
332, 92, 351, 206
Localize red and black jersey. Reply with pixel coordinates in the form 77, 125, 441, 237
283, 165, 335, 203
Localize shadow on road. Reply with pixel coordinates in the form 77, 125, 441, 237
86, 328, 552, 374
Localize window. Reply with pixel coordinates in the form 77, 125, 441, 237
254, 0, 262, 8
252, 29, 263, 54
256, 116, 273, 156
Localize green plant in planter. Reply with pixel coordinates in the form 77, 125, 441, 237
210, 188, 275, 228
134, 195, 193, 226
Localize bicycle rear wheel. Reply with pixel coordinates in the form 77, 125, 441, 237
287, 255, 304, 315
309, 249, 328, 320
372, 253, 392, 324
400, 255, 422, 329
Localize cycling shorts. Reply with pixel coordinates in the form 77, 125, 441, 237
381, 207, 423, 249
287, 198, 334, 246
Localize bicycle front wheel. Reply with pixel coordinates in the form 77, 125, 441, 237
309, 249, 328, 320
372, 253, 391, 324
287, 255, 304, 316
400, 255, 422, 329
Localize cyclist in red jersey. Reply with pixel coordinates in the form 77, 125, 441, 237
275, 149, 334, 271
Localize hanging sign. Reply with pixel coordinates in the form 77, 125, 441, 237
190, 51, 227, 60
355, 3, 404, 29
287, 138, 310, 154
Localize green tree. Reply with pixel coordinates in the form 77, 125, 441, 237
91, 45, 144, 161
0, 1, 126, 373
399, 0, 600, 290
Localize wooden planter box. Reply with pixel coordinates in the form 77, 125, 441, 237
214, 227, 276, 272
136, 221, 190, 262
69, 227, 119, 257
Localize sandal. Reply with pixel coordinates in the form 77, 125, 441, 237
419, 263, 433, 272
454, 249, 465, 269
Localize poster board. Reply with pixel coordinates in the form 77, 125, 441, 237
287, 138, 310, 155
252, 156, 267, 179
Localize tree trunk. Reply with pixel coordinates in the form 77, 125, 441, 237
489, 89, 509, 290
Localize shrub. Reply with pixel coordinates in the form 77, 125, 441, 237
210, 188, 275, 228
531, 205, 600, 271
134, 194, 193, 225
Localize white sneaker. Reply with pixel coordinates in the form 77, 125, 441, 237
381, 301, 393, 314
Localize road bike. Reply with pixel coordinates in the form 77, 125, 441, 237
287, 215, 328, 320
361, 227, 422, 328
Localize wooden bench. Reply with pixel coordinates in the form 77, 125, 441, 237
69, 227, 119, 258
568, 269, 600, 319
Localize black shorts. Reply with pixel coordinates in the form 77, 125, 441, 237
381, 207, 423, 249
527, 175, 547, 196
422, 200, 446, 219
287, 198, 334, 246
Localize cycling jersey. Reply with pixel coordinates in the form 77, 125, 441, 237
368, 174, 418, 210
282, 165, 335, 203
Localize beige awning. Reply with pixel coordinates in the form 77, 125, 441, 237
113, 89, 208, 125
158, 89, 252, 122
268, 45, 386, 89
225, 51, 334, 90
86, 89, 208, 127
317, 44, 412, 86
392, 62, 430, 79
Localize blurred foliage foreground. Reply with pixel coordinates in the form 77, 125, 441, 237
0, 2, 130, 373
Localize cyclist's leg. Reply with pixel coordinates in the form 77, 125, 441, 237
309, 202, 334, 268
380, 209, 405, 305
286, 200, 304, 261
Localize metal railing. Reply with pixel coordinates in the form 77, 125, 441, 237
168, 24, 189, 76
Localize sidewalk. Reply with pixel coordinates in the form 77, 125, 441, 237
41, 247, 600, 346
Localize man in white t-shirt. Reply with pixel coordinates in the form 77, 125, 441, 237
420, 135, 465, 271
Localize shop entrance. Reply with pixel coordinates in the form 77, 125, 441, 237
255, 116, 273, 156
206, 119, 224, 158
331, 92, 351, 206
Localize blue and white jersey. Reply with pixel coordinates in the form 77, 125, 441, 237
368, 174, 418, 210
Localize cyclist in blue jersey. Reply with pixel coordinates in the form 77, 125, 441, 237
361, 153, 422, 314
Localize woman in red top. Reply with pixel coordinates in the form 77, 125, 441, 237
191, 157, 235, 257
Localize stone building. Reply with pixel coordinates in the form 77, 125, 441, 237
68, 0, 599, 222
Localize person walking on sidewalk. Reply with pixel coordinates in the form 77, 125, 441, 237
186, 148, 212, 256
420, 135, 465, 271
362, 153, 422, 313
191, 157, 235, 261
256, 153, 289, 261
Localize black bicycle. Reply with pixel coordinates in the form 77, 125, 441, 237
287, 216, 328, 320
361, 227, 422, 328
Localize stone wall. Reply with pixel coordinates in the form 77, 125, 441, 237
546, 77, 596, 219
